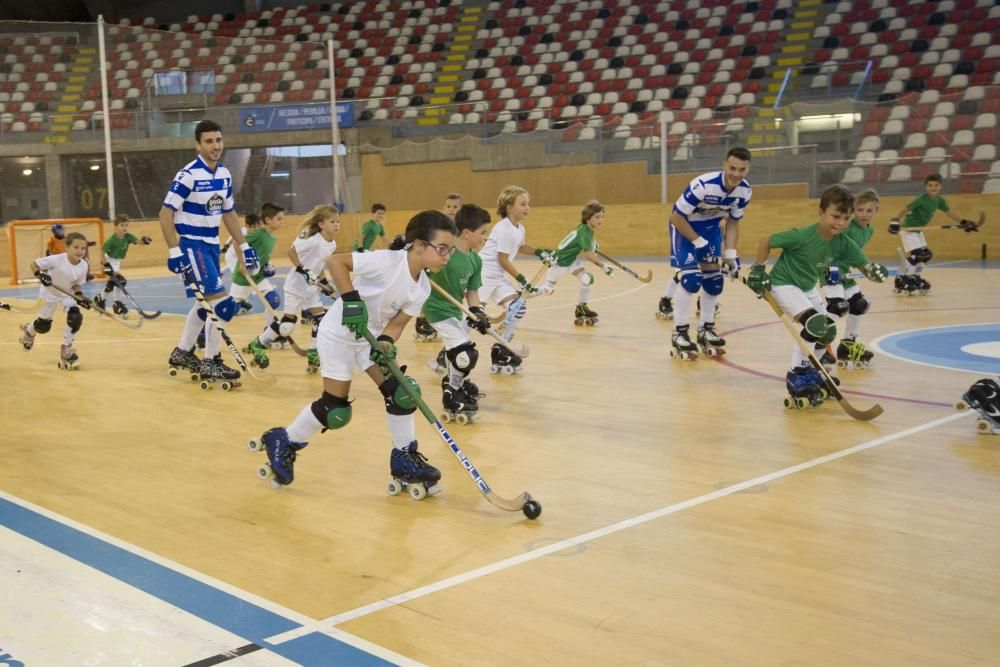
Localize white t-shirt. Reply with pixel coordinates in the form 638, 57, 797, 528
35, 253, 90, 301
321, 249, 430, 342
285, 233, 338, 296
478, 217, 525, 281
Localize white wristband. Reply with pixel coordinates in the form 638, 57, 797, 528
692, 237, 708, 248
239, 242, 251, 252
168, 247, 183, 258
723, 249, 737, 260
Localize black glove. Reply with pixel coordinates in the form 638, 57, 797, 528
73, 291, 92, 309
959, 218, 979, 233
34, 270, 52, 286
112, 273, 127, 288
262, 263, 277, 278
466, 305, 490, 334
141, 235, 153, 244
888, 218, 900, 234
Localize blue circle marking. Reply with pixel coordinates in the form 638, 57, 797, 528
873, 323, 1000, 375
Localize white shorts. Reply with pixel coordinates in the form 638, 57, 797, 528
229, 278, 276, 301
284, 288, 324, 317
771, 284, 824, 319
543, 260, 584, 285
823, 282, 861, 302
901, 230, 927, 252
317, 325, 375, 381
37, 295, 77, 319
106, 258, 122, 273
479, 273, 519, 305
429, 317, 472, 350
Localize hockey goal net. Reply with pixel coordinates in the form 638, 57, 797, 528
7, 218, 106, 284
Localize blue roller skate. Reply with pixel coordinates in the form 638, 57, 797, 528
958, 378, 1000, 435
784, 365, 827, 409
248, 427, 308, 488
388, 441, 442, 500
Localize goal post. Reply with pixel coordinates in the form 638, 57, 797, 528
7, 218, 106, 284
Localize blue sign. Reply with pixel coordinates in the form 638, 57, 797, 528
239, 102, 354, 132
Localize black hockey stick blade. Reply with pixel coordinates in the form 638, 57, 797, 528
361, 328, 540, 518
120, 288, 162, 319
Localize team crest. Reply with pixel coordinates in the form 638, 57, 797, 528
206, 193, 224, 214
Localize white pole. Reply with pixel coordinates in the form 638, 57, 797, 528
327, 39, 342, 208
659, 112, 668, 204
97, 15, 116, 220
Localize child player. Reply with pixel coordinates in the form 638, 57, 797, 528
423, 203, 492, 423
249, 211, 457, 493
477, 185, 553, 374
889, 173, 979, 295
353, 203, 387, 252
223, 212, 261, 279
97, 214, 152, 317
537, 199, 615, 326
822, 188, 879, 370
746, 185, 888, 408
248, 204, 340, 372
19, 231, 92, 369
414, 193, 463, 342
229, 203, 284, 321
46, 223, 66, 256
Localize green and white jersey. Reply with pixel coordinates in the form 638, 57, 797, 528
231, 228, 277, 286
103, 233, 139, 260
769, 223, 869, 291
423, 248, 483, 323
553, 224, 595, 267
834, 218, 874, 289
902, 193, 949, 228
360, 219, 385, 250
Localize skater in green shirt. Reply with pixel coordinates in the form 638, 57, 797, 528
97, 214, 152, 316
230, 203, 285, 365
353, 203, 387, 252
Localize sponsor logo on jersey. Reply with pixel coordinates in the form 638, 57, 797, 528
206, 194, 224, 214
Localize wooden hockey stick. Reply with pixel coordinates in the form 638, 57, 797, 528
239, 267, 309, 358
183, 269, 277, 386
429, 281, 530, 358
521, 262, 553, 299
46, 282, 144, 330
596, 250, 653, 283
0, 297, 41, 314
751, 282, 883, 421
362, 328, 541, 519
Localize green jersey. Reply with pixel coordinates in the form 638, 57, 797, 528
423, 248, 483, 323
231, 228, 277, 286
103, 233, 139, 260
360, 219, 385, 250
902, 193, 949, 228
769, 223, 869, 291
834, 218, 875, 289
553, 224, 595, 267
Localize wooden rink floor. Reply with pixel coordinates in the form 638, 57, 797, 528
2, 259, 1000, 665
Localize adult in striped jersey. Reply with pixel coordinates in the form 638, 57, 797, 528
159, 119, 260, 383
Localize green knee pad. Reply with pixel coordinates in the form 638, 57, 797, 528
311, 392, 352, 430
803, 311, 837, 346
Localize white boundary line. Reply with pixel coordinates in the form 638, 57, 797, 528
265, 410, 971, 644
0, 491, 423, 667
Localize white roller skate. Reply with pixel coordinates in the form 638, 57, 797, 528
697, 323, 725, 357
58, 344, 80, 370
669, 325, 698, 360
19, 323, 35, 351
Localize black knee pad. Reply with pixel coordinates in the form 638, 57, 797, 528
848, 292, 870, 316
918, 247, 933, 264
33, 317, 53, 334
906, 250, 921, 266
799, 308, 837, 345
310, 392, 352, 431
379, 375, 419, 415
66, 306, 83, 333
826, 297, 849, 318
445, 341, 479, 375
103, 281, 114, 294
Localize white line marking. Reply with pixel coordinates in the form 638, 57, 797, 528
265, 410, 971, 644
0, 491, 423, 666
529, 281, 650, 313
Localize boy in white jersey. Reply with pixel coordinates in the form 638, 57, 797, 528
248, 204, 340, 372
19, 232, 92, 369
477, 185, 553, 373
250, 211, 457, 492
159, 119, 259, 386
668, 146, 752, 359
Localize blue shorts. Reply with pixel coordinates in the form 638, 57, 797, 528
670, 222, 723, 270
180, 238, 225, 298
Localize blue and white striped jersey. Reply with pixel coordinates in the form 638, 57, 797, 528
162, 156, 236, 245
672, 171, 752, 228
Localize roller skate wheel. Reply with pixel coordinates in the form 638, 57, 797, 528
200, 380, 212, 391
853, 361, 865, 370
956, 401, 969, 411
439, 412, 452, 424
522, 500, 542, 520
257, 464, 273, 481
387, 479, 403, 496
168, 366, 179, 377
836, 360, 847, 369
501, 365, 515, 376
585, 318, 595, 326
247, 437, 263, 452
818, 388, 829, 400
795, 396, 809, 409
703, 348, 715, 358
669, 349, 678, 359
409, 483, 428, 500
977, 419, 994, 434
574, 318, 584, 326
455, 413, 469, 426
489, 364, 500, 374
190, 373, 200, 382
784, 397, 794, 409
220, 381, 233, 391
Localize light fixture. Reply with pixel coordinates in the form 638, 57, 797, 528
90, 164, 101, 171
22, 168, 32, 176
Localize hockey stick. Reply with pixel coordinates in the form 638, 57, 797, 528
238, 267, 309, 358
0, 298, 40, 314
846, 267, 900, 280
752, 284, 883, 421
429, 281, 530, 358
101, 267, 162, 319
362, 328, 541, 519
596, 250, 653, 283
182, 269, 277, 386
919, 211, 986, 231
521, 262, 553, 299
46, 282, 144, 330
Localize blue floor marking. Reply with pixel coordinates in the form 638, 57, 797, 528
874, 323, 1000, 375
0, 497, 395, 666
